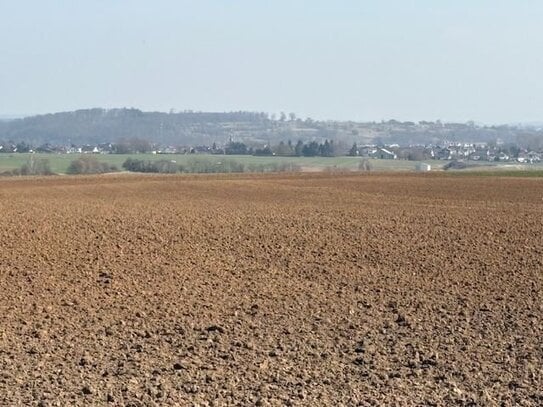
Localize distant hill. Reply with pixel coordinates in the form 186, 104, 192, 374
0, 108, 541, 148
0, 115, 26, 121
0, 108, 277, 146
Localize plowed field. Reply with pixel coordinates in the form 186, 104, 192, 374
0, 173, 542, 406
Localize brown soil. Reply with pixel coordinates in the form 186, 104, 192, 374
0, 173, 542, 406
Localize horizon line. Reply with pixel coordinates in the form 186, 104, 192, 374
1, 108, 543, 128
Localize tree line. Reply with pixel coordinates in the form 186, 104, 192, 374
223, 139, 340, 157
121, 158, 301, 174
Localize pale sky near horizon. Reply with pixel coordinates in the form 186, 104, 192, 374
1, 1, 542, 123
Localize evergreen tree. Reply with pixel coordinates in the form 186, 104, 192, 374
294, 140, 304, 156
349, 143, 358, 156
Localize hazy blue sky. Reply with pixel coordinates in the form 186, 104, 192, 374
1, 1, 542, 123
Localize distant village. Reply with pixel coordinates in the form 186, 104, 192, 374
1, 109, 543, 165
0, 138, 541, 164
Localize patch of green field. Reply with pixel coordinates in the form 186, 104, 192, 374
3, 152, 542, 177
0, 153, 433, 174
443, 162, 543, 177
3, 153, 542, 176
445, 169, 543, 178
0, 154, 76, 174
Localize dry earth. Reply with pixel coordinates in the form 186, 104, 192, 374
0, 173, 542, 406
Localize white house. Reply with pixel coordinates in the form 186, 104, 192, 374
374, 148, 397, 160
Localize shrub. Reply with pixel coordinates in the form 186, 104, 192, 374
153, 160, 179, 173
67, 156, 118, 174
182, 158, 245, 174
19, 157, 54, 176
122, 158, 179, 173
358, 159, 373, 171
443, 160, 468, 170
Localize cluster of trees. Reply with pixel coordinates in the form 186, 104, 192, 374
18, 158, 53, 176
225, 142, 250, 155
121, 157, 301, 174
297, 140, 336, 157
122, 157, 243, 174
122, 158, 178, 173
111, 137, 153, 154
67, 156, 118, 174
224, 139, 339, 157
